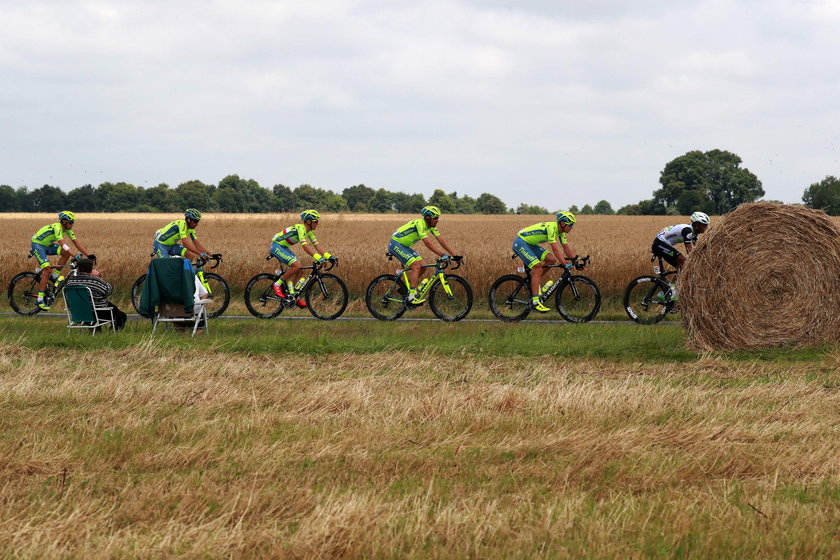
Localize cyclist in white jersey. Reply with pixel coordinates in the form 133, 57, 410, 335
651, 211, 710, 270
651, 211, 710, 299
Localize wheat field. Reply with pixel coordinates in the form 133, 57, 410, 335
1, 213, 701, 307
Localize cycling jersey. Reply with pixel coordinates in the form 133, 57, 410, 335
31, 223, 76, 246
155, 220, 197, 246
273, 224, 317, 248
655, 224, 697, 247
517, 222, 567, 245
391, 218, 440, 247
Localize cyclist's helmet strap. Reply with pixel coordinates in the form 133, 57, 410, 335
421, 205, 441, 218
555, 210, 576, 225
300, 209, 321, 222
58, 210, 76, 222
185, 208, 202, 221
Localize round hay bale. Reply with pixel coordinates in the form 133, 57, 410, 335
680, 203, 840, 351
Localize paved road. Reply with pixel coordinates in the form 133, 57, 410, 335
1, 311, 648, 325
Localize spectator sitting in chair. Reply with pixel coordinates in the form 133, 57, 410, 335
65, 258, 128, 331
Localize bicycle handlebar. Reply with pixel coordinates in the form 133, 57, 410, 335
195, 254, 223, 270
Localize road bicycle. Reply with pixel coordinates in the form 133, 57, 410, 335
365, 255, 472, 321
7, 251, 84, 315
623, 254, 678, 324
488, 255, 600, 322
131, 254, 230, 319
244, 257, 348, 320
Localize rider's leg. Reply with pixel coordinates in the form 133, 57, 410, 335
281, 261, 303, 292
408, 260, 423, 290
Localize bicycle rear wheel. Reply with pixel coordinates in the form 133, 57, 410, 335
623, 276, 672, 325
555, 276, 601, 323
365, 274, 407, 321
305, 273, 349, 320
8, 272, 43, 316
244, 274, 285, 319
488, 275, 531, 322
429, 274, 473, 322
131, 274, 146, 315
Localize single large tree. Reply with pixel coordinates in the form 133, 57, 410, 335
803, 175, 840, 215
656, 149, 763, 214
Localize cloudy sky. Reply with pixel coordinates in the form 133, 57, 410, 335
2, 0, 839, 210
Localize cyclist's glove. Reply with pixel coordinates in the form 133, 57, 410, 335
316, 257, 326, 264
328, 256, 338, 263
200, 252, 209, 259
440, 254, 451, 262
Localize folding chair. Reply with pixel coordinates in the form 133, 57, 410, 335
139, 258, 209, 337
64, 285, 116, 335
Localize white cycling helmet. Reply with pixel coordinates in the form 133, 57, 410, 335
690, 211, 710, 225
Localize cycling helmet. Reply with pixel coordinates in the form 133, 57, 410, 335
58, 211, 76, 223
421, 205, 442, 218
555, 211, 576, 225
690, 211, 710, 225
300, 209, 321, 222
184, 208, 202, 221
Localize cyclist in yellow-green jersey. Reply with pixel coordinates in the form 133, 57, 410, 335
269, 209, 337, 308
513, 211, 577, 312
30, 211, 95, 310
389, 205, 462, 303
152, 208, 214, 260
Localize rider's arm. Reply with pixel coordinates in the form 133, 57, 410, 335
434, 235, 457, 257
180, 236, 204, 255
422, 236, 445, 257
560, 240, 575, 260
548, 241, 568, 264
70, 238, 89, 256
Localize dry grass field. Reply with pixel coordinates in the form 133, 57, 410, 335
1, 319, 838, 558
2, 212, 725, 315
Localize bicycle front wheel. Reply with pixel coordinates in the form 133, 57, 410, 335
623, 276, 672, 325
488, 275, 531, 322
429, 274, 473, 322
244, 274, 285, 319
8, 272, 42, 316
365, 274, 407, 321
305, 273, 349, 320
201, 273, 230, 318
555, 276, 601, 323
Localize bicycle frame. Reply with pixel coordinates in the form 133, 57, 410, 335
395, 259, 459, 301
266, 257, 337, 304
519, 255, 591, 302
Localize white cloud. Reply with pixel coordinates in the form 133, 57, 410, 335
1, 0, 839, 207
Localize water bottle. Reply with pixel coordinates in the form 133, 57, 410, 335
418, 278, 429, 292
274, 268, 283, 276
540, 280, 554, 295
295, 278, 306, 291
653, 264, 660, 275
516, 266, 526, 273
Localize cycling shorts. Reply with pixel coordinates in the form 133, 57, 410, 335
651, 238, 682, 267
270, 241, 298, 266
513, 238, 548, 269
388, 238, 421, 267
31, 242, 61, 268
153, 239, 187, 258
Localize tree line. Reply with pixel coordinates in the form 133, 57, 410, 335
2, 150, 837, 216
0, 176, 545, 215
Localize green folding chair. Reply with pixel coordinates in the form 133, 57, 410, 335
64, 285, 116, 335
